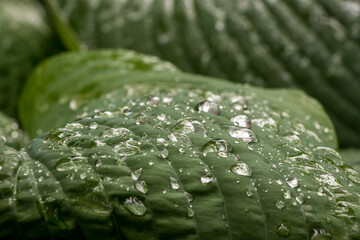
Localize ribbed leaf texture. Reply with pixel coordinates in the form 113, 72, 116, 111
50, 0, 360, 147
3, 50, 358, 239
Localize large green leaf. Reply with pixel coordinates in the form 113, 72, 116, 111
0, 0, 63, 118
9, 50, 360, 239
48, 0, 360, 147
341, 148, 360, 172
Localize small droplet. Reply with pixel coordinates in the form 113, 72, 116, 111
231, 162, 252, 177
246, 189, 253, 197
148, 161, 155, 166
170, 177, 180, 190
135, 181, 148, 194
231, 115, 251, 128
287, 178, 300, 188
124, 197, 147, 216
346, 168, 360, 184
283, 190, 291, 199
295, 193, 305, 205
185, 192, 193, 202
122, 106, 132, 116
135, 113, 149, 124
275, 200, 286, 209
80, 172, 87, 180
201, 172, 214, 184
95, 159, 102, 167
202, 139, 232, 157
38, 176, 44, 182
187, 207, 195, 218
276, 223, 292, 238
195, 101, 220, 115
227, 126, 258, 143
159, 148, 169, 159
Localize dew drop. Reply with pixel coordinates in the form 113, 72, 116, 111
80, 172, 87, 180
201, 172, 214, 184
131, 168, 143, 180
295, 193, 305, 205
124, 197, 147, 216
187, 206, 195, 218
275, 200, 286, 209
135, 113, 149, 124
287, 178, 300, 188
231, 115, 251, 128
135, 181, 148, 194
122, 106, 132, 116
55, 156, 86, 172
38, 176, 44, 182
101, 127, 131, 139
172, 119, 207, 136
283, 190, 291, 199
315, 146, 343, 166
202, 139, 232, 158
170, 177, 180, 190
95, 159, 102, 167
246, 189, 253, 197
159, 148, 169, 159
346, 168, 360, 184
185, 192, 193, 202
276, 223, 292, 238
227, 126, 258, 143
231, 162, 252, 177
195, 101, 220, 115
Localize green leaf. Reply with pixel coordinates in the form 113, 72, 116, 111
0, 0, 63, 118
11, 49, 360, 239
341, 148, 360, 172
49, 0, 360, 147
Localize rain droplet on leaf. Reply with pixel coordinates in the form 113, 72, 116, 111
170, 177, 180, 190
231, 115, 251, 128
135, 181, 148, 194
195, 101, 220, 115
231, 162, 252, 177
202, 139, 232, 157
124, 197, 147, 216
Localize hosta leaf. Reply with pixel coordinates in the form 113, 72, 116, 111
10, 50, 360, 239
49, 0, 360, 147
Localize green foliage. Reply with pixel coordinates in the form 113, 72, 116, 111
0, 112, 28, 150
0, 0, 63, 118
4, 50, 358, 239
51, 0, 360, 147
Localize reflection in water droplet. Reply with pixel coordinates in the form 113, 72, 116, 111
201, 172, 214, 184
202, 139, 232, 157
135, 181, 148, 194
287, 178, 300, 188
277, 223, 292, 238
275, 200, 286, 209
231, 163, 252, 176
231, 115, 251, 128
170, 177, 180, 190
195, 101, 220, 115
124, 197, 147, 216
172, 119, 207, 136
227, 126, 258, 143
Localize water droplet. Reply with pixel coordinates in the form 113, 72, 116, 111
201, 172, 214, 184
185, 192, 193, 202
172, 119, 207, 136
275, 200, 286, 209
287, 178, 300, 188
295, 193, 305, 204
311, 228, 331, 240
38, 176, 44, 182
231, 115, 251, 128
101, 127, 131, 139
95, 159, 102, 167
135, 181, 148, 194
114, 139, 140, 157
231, 162, 252, 176
315, 174, 341, 186
167, 133, 192, 146
148, 161, 155, 166
283, 190, 291, 199
246, 189, 253, 197
135, 113, 149, 124
187, 206, 195, 218
252, 118, 278, 131
346, 168, 360, 184
314, 146, 343, 166
195, 101, 220, 115
227, 126, 258, 143
122, 106, 132, 116
170, 177, 180, 190
159, 148, 169, 159
80, 172, 87, 180
146, 96, 160, 106
157, 114, 166, 121
124, 197, 147, 216
276, 223, 292, 238
131, 168, 143, 180
55, 156, 87, 172
202, 139, 232, 157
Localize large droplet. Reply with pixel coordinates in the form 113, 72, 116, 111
167, 133, 192, 147
227, 126, 258, 143
55, 156, 87, 172
252, 118, 278, 131
314, 146, 343, 166
172, 119, 207, 136
195, 101, 220, 115
231, 162, 252, 176
170, 177, 180, 190
201, 172, 214, 184
276, 223, 292, 238
114, 139, 140, 157
187, 206, 195, 218
202, 139, 232, 157
124, 197, 147, 216
131, 168, 143, 180
135, 181, 148, 194
231, 115, 251, 128
159, 148, 169, 159
101, 127, 131, 139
